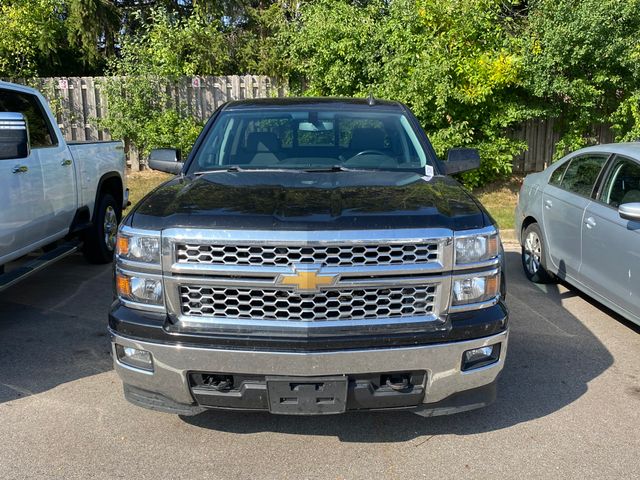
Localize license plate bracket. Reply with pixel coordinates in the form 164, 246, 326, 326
266, 376, 348, 415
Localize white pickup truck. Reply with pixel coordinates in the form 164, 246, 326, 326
0, 81, 127, 290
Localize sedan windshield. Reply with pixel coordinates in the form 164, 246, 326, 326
188, 107, 432, 173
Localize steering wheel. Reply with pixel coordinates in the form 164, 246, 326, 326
351, 149, 386, 158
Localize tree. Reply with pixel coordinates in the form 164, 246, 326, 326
65, 0, 120, 68
0, 0, 67, 77
521, 0, 640, 155
283, 0, 529, 187
99, 6, 230, 159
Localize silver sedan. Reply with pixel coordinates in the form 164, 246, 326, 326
515, 143, 640, 326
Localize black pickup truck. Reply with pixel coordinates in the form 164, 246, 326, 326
109, 98, 508, 416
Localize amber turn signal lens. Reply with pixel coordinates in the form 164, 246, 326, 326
115, 273, 131, 297
486, 273, 500, 297
116, 235, 129, 256
487, 235, 499, 258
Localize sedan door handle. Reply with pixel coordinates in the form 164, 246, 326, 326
585, 217, 597, 229
61, 159, 72, 167
12, 165, 28, 173
544, 199, 553, 209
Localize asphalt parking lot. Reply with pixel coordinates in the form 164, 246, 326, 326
0, 248, 639, 479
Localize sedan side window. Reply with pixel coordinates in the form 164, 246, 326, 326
549, 161, 569, 186
560, 155, 608, 197
599, 157, 640, 207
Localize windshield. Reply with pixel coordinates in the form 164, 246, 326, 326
188, 107, 432, 173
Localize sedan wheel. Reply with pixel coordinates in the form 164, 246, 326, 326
523, 230, 542, 276
521, 223, 555, 284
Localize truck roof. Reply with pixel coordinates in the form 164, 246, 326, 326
0, 80, 40, 96
223, 97, 404, 110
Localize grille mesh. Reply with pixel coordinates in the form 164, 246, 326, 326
180, 285, 437, 321
176, 243, 439, 267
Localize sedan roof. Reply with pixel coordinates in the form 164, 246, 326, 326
574, 142, 640, 158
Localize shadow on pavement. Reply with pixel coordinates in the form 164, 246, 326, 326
181, 251, 616, 440
0, 254, 114, 403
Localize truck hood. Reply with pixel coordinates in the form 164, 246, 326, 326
129, 170, 487, 231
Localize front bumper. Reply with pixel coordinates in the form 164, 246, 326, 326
110, 326, 508, 416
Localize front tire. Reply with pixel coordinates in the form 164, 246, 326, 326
521, 223, 555, 284
83, 193, 121, 264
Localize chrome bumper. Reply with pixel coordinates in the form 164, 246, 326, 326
111, 329, 508, 411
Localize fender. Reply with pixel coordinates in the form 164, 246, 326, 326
93, 172, 124, 222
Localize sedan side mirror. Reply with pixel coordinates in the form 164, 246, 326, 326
619, 203, 640, 222
0, 112, 30, 160
148, 148, 183, 174
442, 148, 481, 175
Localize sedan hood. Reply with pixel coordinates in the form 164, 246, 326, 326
130, 170, 487, 231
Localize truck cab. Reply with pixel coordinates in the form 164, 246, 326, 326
110, 98, 508, 416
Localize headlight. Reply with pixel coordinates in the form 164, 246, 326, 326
116, 270, 164, 306
116, 230, 161, 264
452, 271, 500, 306
455, 232, 499, 265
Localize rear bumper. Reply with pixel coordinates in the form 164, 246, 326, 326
110, 328, 508, 416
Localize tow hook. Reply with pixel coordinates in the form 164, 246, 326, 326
203, 375, 234, 392
384, 375, 412, 392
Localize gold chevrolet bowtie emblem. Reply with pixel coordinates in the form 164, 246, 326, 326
278, 265, 338, 292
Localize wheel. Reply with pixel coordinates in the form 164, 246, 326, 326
83, 193, 121, 264
521, 223, 555, 283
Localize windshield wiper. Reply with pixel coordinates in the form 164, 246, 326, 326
303, 165, 366, 173
193, 166, 304, 175
193, 166, 248, 174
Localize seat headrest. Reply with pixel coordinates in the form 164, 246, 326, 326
621, 189, 640, 204
246, 132, 280, 152
349, 128, 386, 151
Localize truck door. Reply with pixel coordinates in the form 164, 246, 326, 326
581, 155, 640, 316
28, 91, 77, 238
2, 89, 76, 242
0, 123, 44, 263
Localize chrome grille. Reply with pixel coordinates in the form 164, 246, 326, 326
179, 285, 437, 321
175, 243, 439, 267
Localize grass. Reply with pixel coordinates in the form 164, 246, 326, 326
472, 176, 522, 231
125, 170, 172, 211
125, 170, 522, 231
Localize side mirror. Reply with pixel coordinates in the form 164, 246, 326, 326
148, 148, 183, 174
442, 148, 480, 175
619, 203, 640, 222
0, 112, 30, 160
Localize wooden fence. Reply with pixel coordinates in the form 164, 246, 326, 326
509, 118, 616, 173
3, 76, 619, 172
6, 75, 285, 169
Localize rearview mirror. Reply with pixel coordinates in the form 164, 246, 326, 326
0, 112, 30, 160
619, 203, 640, 222
148, 148, 183, 174
442, 148, 480, 175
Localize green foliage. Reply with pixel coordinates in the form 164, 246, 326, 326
99, 74, 201, 158
284, 0, 528, 186
0, 0, 66, 77
99, 7, 222, 158
0, 0, 119, 77
5, 0, 640, 184
520, 0, 640, 159
65, 0, 119, 67
114, 7, 230, 77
